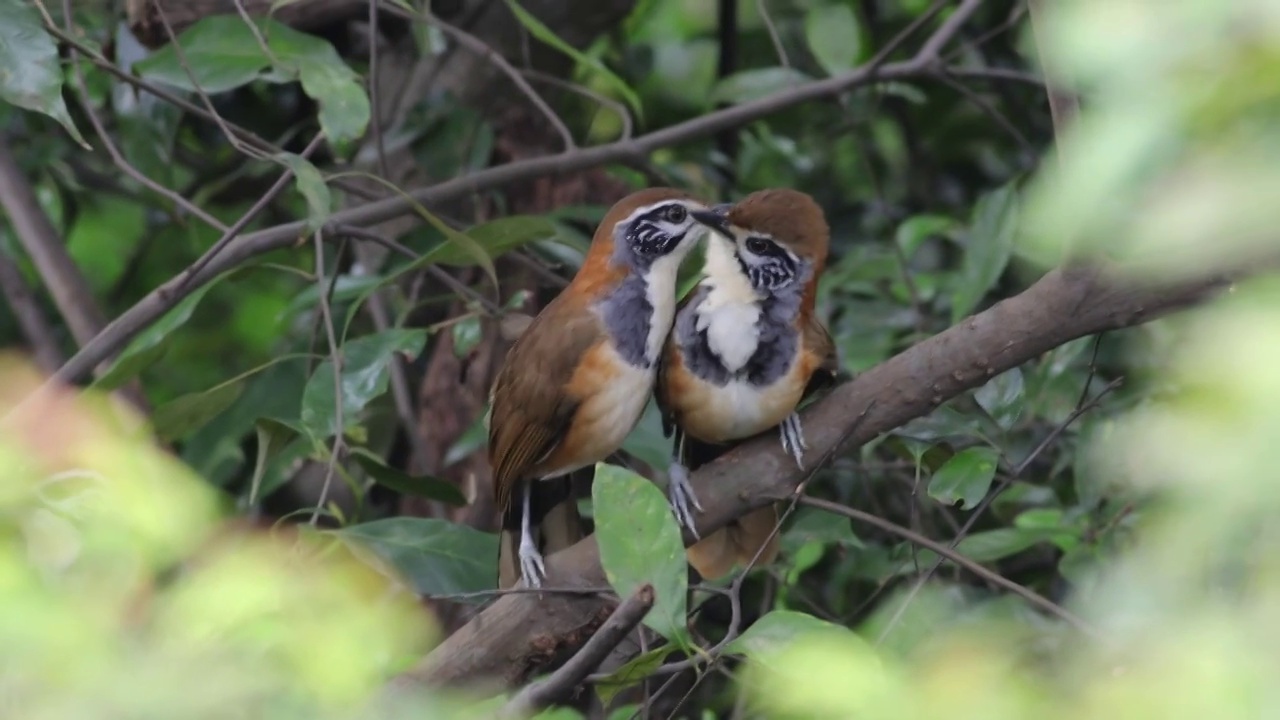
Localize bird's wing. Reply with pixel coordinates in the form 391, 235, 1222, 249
488, 296, 602, 514
801, 313, 840, 402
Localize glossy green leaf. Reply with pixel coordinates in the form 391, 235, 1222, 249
725, 610, 856, 658
593, 647, 672, 706
952, 183, 1020, 322
92, 281, 221, 390
895, 214, 960, 258
927, 446, 1000, 510
592, 462, 688, 643
503, 0, 642, 118
152, 381, 246, 442
352, 452, 466, 506
780, 507, 863, 557
974, 367, 1025, 431
451, 316, 483, 358
278, 153, 331, 232
334, 517, 498, 597
0, 0, 87, 146
432, 215, 559, 267
805, 3, 860, 76
711, 68, 815, 105
300, 329, 427, 438
134, 16, 370, 142
954, 527, 1062, 562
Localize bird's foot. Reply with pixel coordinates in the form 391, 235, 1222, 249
668, 461, 704, 538
518, 531, 546, 589
779, 413, 807, 469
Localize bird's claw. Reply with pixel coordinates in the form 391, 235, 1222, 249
779, 413, 807, 469
518, 534, 546, 589
668, 461, 704, 539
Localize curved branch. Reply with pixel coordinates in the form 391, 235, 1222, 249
385, 263, 1230, 691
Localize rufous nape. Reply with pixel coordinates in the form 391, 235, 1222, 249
655, 188, 839, 579
487, 188, 721, 588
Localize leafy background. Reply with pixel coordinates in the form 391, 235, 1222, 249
2, 0, 1278, 718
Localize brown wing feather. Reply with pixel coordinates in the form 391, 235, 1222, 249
801, 314, 839, 402
488, 295, 603, 513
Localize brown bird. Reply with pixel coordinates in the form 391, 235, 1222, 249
487, 188, 719, 588
655, 188, 838, 579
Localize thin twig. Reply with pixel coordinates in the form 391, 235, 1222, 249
756, 0, 788, 68
310, 229, 345, 526
522, 69, 633, 140
800, 496, 1099, 637
873, 376, 1123, 642
177, 133, 327, 290
367, 0, 390, 179
57, 0, 228, 232
333, 224, 502, 314
501, 585, 655, 718
382, 3, 577, 151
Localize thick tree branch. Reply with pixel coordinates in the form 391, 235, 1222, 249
52, 4, 983, 386
386, 262, 1229, 691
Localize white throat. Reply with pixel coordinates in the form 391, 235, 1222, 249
643, 246, 691, 365
695, 236, 763, 373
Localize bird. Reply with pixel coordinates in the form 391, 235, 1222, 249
655, 188, 839, 580
487, 187, 720, 589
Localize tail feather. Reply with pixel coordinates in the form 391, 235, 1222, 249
496, 475, 584, 589
678, 436, 782, 580
686, 505, 780, 580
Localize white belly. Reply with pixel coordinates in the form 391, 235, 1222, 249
696, 378, 795, 441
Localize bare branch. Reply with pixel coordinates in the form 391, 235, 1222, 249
0, 139, 106, 349
51, 49, 963, 385
0, 250, 64, 372
382, 3, 578, 151
499, 585, 655, 719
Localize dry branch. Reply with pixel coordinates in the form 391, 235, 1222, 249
386, 263, 1228, 691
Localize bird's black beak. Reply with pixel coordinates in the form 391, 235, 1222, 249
690, 204, 733, 240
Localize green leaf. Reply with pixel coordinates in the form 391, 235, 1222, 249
451, 316, 483, 358
780, 507, 863, 557
503, 0, 642, 119
711, 67, 815, 105
894, 214, 959, 258
278, 152, 332, 232
954, 527, 1061, 562
249, 417, 309, 504
432, 215, 559, 267
334, 517, 498, 597
352, 452, 467, 506
152, 382, 246, 442
92, 280, 221, 390
805, 3, 860, 76
927, 446, 1000, 510
725, 610, 855, 658
974, 367, 1025, 431
0, 0, 87, 146
300, 329, 427, 438
593, 648, 672, 706
134, 16, 370, 143
592, 462, 688, 643
952, 183, 1020, 322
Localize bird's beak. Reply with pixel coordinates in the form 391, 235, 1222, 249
690, 204, 733, 240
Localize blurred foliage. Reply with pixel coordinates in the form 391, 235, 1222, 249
0, 0, 1276, 716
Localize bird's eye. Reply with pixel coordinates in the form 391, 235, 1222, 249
663, 204, 688, 223
745, 236, 772, 254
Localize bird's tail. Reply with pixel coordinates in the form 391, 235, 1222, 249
686, 504, 781, 580
676, 435, 782, 580
497, 474, 584, 589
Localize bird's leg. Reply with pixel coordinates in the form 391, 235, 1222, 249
518, 482, 546, 588
667, 432, 703, 538
779, 412, 808, 469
